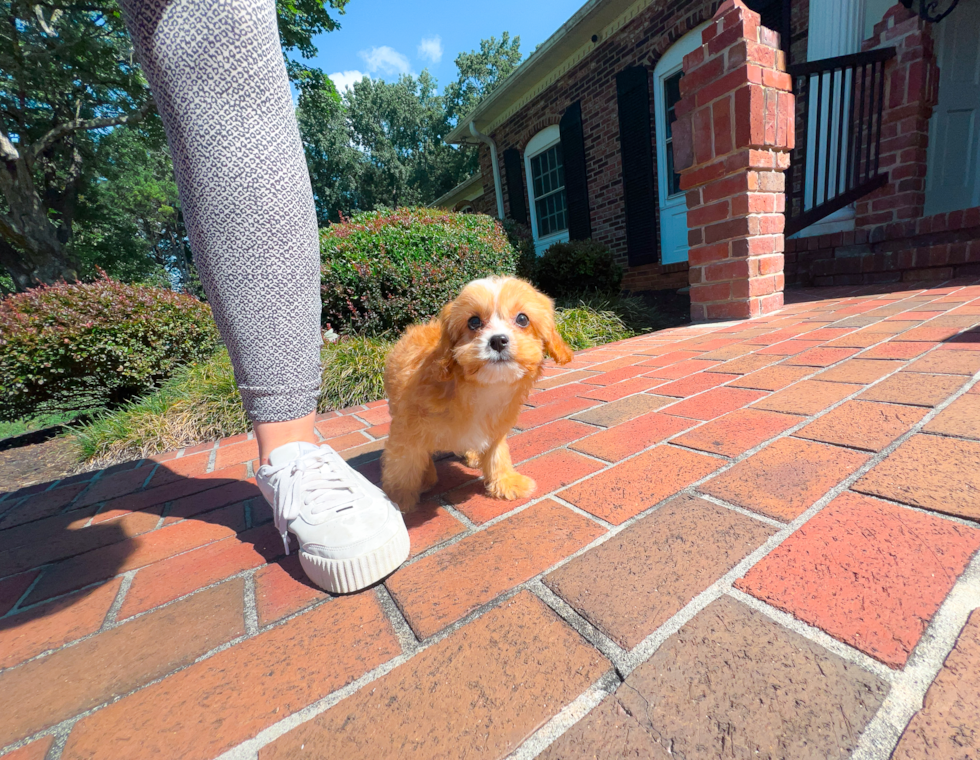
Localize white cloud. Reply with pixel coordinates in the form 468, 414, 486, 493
417, 35, 443, 64
329, 70, 367, 92
358, 46, 411, 76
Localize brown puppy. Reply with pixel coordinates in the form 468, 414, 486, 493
381, 276, 573, 512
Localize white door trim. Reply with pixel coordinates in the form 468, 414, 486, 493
524, 125, 570, 255
653, 22, 709, 265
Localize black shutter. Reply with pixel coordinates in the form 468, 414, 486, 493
559, 101, 592, 240
616, 66, 658, 267
502, 148, 528, 224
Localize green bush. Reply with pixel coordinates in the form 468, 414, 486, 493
320, 207, 517, 335
78, 337, 394, 464
76, 300, 648, 465
502, 219, 537, 282
0, 276, 219, 421
533, 239, 623, 299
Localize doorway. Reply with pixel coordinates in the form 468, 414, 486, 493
653, 24, 708, 265
925, 1, 980, 216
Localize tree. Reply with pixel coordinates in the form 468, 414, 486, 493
0, 0, 348, 291
344, 71, 464, 211
296, 71, 362, 224
444, 32, 523, 125
71, 123, 194, 289
443, 32, 523, 180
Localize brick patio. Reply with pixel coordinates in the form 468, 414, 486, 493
2, 281, 980, 760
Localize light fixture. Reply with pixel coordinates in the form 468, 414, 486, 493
899, 0, 959, 23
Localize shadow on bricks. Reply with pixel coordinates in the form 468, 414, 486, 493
0, 458, 295, 639
0, 439, 470, 648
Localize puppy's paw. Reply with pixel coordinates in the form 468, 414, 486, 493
421, 460, 439, 493
459, 450, 482, 469
383, 485, 421, 514
486, 472, 536, 501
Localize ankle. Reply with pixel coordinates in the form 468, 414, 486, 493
254, 411, 319, 465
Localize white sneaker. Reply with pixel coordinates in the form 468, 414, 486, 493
256, 442, 410, 594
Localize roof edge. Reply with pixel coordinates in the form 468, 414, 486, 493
446, 0, 631, 145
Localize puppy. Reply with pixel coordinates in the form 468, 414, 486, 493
381, 276, 574, 512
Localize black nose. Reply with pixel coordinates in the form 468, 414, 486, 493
489, 334, 509, 353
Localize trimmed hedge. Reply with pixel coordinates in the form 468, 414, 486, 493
533, 239, 623, 299
320, 208, 517, 335
0, 276, 219, 421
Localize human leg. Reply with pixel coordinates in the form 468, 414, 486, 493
120, 0, 409, 591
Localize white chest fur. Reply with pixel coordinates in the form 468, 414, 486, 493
438, 382, 516, 454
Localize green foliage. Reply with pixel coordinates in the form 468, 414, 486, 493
443, 32, 523, 180
297, 33, 523, 221
319, 336, 391, 411
553, 302, 634, 351
78, 337, 392, 463
556, 294, 667, 344
296, 72, 362, 224
72, 125, 195, 287
0, 409, 89, 441
320, 208, 517, 335
502, 219, 536, 281
76, 350, 248, 464
1, 0, 347, 289
0, 276, 220, 421
344, 72, 467, 211
76, 299, 643, 464
532, 239, 624, 300
444, 32, 523, 125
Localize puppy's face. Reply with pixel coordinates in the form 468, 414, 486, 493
439, 277, 573, 385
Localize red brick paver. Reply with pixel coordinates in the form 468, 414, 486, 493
737, 493, 980, 667
893, 609, 980, 759
3, 282, 980, 760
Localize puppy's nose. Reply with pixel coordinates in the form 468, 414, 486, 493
489, 334, 509, 353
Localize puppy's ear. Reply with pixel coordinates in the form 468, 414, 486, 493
432, 302, 458, 381
543, 320, 574, 365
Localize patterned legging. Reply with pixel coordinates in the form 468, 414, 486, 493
120, 0, 323, 423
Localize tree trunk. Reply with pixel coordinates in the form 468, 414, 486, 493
0, 155, 80, 291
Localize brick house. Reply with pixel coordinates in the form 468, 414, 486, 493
443, 0, 980, 320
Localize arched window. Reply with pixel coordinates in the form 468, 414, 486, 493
524, 125, 570, 254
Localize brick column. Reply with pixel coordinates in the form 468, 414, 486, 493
673, 0, 794, 322
854, 4, 939, 228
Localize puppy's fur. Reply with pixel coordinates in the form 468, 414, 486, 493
382, 276, 573, 512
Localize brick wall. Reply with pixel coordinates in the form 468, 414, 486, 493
476, 0, 725, 291
854, 4, 940, 228
785, 206, 980, 286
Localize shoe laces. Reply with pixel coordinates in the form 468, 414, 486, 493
263, 446, 361, 555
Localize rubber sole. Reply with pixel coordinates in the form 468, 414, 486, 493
299, 524, 411, 594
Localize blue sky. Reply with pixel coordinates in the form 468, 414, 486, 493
300, 0, 586, 93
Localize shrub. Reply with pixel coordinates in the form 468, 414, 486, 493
76, 301, 649, 465
533, 239, 623, 299
0, 276, 219, 421
502, 219, 537, 282
320, 207, 517, 335
78, 337, 394, 464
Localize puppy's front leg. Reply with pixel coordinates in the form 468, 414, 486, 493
481, 437, 535, 501
381, 438, 432, 513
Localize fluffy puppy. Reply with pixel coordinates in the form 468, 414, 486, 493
382, 276, 573, 512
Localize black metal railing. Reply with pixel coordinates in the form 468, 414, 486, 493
785, 46, 896, 236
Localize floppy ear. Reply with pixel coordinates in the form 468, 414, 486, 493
542, 314, 574, 365
431, 302, 459, 381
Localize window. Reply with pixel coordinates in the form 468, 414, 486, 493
663, 71, 683, 197
524, 125, 570, 253
530, 143, 567, 237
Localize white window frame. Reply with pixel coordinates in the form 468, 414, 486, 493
524, 125, 570, 255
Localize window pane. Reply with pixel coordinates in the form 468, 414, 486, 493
530, 143, 568, 237
664, 71, 682, 140
666, 142, 681, 196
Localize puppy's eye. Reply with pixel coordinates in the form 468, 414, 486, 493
515, 313, 530, 328
467, 316, 482, 331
